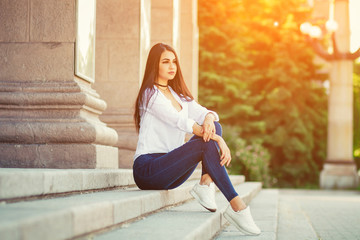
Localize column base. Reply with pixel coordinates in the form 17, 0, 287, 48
0, 79, 119, 169
0, 144, 118, 169
100, 109, 138, 169
320, 162, 359, 189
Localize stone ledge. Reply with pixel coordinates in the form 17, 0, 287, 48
0, 168, 134, 200
0, 144, 119, 169
0, 168, 204, 201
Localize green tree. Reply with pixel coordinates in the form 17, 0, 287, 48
198, 0, 328, 187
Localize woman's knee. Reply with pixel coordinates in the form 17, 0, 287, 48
214, 121, 222, 136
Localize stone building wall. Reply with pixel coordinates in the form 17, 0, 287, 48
0, 0, 199, 169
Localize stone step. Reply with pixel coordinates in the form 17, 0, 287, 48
0, 175, 244, 240
85, 182, 262, 240
215, 189, 279, 240
0, 168, 201, 201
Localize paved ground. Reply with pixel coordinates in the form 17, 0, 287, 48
216, 189, 360, 240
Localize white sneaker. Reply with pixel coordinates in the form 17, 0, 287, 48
223, 205, 261, 235
190, 182, 217, 212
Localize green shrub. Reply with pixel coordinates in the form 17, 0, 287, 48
223, 125, 273, 187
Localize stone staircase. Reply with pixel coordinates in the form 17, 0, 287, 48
0, 168, 262, 240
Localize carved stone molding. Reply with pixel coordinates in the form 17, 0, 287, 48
0, 79, 119, 168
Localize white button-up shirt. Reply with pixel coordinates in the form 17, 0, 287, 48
134, 86, 219, 160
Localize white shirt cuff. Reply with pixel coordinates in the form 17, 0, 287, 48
207, 111, 219, 121
186, 119, 196, 133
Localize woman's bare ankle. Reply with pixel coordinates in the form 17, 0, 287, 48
230, 196, 247, 212
200, 174, 213, 186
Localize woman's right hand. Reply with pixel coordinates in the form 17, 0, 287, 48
214, 135, 232, 167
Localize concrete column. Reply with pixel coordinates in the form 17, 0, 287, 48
151, 0, 180, 53
180, 0, 199, 100
151, 0, 199, 99
94, 0, 151, 168
0, 0, 118, 169
320, 0, 359, 188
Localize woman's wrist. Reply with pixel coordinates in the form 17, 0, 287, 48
205, 113, 216, 121
212, 134, 221, 142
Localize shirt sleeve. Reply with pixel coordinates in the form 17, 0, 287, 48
188, 100, 219, 125
142, 91, 195, 133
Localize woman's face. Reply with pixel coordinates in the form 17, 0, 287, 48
158, 50, 177, 82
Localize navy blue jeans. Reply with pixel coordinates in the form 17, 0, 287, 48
133, 122, 238, 202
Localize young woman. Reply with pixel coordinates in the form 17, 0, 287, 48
133, 43, 260, 235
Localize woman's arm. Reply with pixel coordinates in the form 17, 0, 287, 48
202, 113, 216, 142
188, 100, 219, 125
192, 122, 232, 167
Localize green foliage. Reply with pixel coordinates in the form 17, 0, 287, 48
198, 0, 328, 187
222, 125, 273, 187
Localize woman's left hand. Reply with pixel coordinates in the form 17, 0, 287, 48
202, 113, 216, 142
216, 136, 232, 167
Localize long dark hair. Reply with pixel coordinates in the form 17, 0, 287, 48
134, 43, 194, 132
